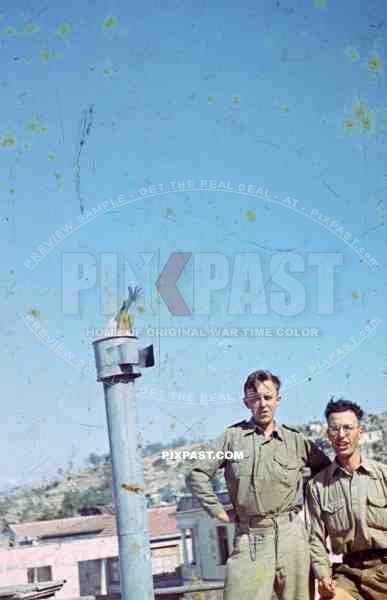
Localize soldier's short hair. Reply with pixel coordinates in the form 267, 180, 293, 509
243, 369, 281, 400
325, 397, 364, 422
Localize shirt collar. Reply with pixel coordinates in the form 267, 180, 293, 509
329, 456, 377, 478
243, 418, 284, 440
357, 457, 378, 477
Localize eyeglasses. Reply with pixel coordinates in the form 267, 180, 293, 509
328, 425, 358, 436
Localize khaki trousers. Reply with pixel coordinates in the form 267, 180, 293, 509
223, 513, 310, 600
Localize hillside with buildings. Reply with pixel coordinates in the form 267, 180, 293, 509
1, 411, 386, 525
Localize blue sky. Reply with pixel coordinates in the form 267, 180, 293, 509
1, 0, 386, 489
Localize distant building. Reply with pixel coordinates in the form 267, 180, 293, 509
361, 429, 383, 445
0, 506, 183, 597
308, 422, 324, 436
175, 492, 233, 583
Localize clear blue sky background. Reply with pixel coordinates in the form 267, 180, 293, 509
1, 0, 386, 489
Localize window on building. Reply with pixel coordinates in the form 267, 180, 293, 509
78, 559, 101, 596
107, 557, 120, 589
27, 566, 52, 583
216, 526, 229, 565
187, 528, 197, 565
151, 545, 179, 574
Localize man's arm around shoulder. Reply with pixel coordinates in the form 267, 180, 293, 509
302, 434, 331, 476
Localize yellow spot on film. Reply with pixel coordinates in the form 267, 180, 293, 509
344, 47, 359, 62
368, 56, 383, 73
103, 16, 118, 31
1, 132, 16, 147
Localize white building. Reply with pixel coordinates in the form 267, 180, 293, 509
0, 506, 184, 596
175, 492, 234, 583
361, 429, 383, 445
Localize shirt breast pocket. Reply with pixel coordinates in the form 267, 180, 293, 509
230, 453, 251, 478
367, 495, 387, 530
272, 455, 300, 487
321, 499, 349, 535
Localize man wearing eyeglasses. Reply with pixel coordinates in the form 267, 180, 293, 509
306, 398, 387, 600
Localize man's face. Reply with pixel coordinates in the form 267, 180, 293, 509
244, 380, 280, 428
327, 410, 363, 460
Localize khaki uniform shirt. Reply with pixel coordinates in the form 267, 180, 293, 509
306, 457, 387, 579
186, 419, 330, 523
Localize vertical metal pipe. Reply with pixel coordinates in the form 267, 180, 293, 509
103, 376, 154, 600
93, 336, 155, 600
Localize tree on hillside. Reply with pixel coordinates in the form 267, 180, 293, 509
39, 506, 59, 521
159, 484, 177, 504
88, 453, 103, 468
19, 497, 36, 522
0, 498, 10, 518
59, 487, 113, 518
170, 437, 188, 448
59, 490, 83, 517
144, 442, 165, 456
152, 457, 169, 471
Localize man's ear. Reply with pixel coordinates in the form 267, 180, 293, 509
277, 393, 282, 403
243, 397, 250, 410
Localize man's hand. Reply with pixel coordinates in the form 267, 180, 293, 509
317, 577, 336, 599
216, 509, 235, 523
